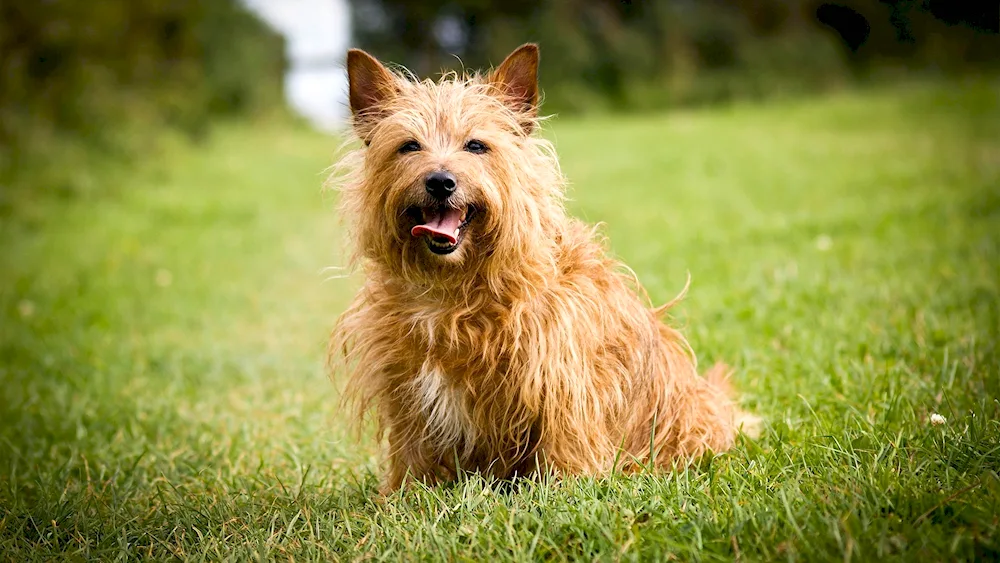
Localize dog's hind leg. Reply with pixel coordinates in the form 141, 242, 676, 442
651, 361, 759, 466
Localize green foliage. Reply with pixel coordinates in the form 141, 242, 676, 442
350, 0, 1000, 115
0, 0, 285, 201
1, 83, 998, 560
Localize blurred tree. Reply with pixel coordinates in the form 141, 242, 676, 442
346, 0, 999, 113
0, 0, 285, 198
816, 0, 999, 72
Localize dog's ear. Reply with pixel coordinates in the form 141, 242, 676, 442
489, 43, 539, 132
346, 49, 396, 139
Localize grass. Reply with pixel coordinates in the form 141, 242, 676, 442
1, 82, 998, 561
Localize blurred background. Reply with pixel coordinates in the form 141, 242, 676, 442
1, 0, 997, 199
1, 4, 998, 558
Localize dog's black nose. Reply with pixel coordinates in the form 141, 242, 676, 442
425, 171, 456, 200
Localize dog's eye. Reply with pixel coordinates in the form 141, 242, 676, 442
398, 140, 422, 154
464, 140, 488, 154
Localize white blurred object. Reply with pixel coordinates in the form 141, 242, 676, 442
243, 0, 351, 132
929, 413, 946, 426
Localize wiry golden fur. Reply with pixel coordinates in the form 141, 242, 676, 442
330, 44, 757, 492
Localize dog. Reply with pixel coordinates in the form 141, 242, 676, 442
330, 43, 757, 492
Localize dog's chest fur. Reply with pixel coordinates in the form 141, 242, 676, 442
410, 356, 540, 476
413, 360, 476, 451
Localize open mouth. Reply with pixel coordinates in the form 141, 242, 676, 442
407, 205, 477, 255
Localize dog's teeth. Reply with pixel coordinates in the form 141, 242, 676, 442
454, 229, 460, 237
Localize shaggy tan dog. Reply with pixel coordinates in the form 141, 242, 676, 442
330, 44, 757, 492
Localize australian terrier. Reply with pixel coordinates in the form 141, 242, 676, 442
330, 44, 757, 492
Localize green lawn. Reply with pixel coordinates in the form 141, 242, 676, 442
1, 83, 998, 561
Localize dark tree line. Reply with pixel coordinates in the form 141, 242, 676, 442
1, 1, 285, 197
350, 0, 999, 113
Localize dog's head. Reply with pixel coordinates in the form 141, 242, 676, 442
336, 44, 565, 285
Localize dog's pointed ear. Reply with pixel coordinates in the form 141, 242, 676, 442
347, 49, 396, 138
489, 43, 540, 131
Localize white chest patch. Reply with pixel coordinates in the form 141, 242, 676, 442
414, 361, 475, 452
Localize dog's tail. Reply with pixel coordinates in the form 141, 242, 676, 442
702, 362, 762, 439
651, 272, 691, 317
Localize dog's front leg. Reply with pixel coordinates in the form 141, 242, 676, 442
531, 380, 622, 478
381, 424, 454, 493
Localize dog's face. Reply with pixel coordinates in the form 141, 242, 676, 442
340, 45, 564, 280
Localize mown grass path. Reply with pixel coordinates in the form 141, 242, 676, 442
1, 85, 998, 560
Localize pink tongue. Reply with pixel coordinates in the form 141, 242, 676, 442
411, 207, 463, 245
